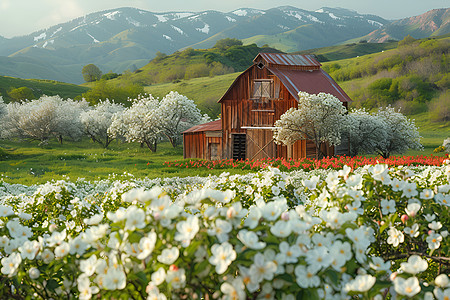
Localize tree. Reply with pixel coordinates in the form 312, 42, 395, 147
0, 96, 6, 140
81, 80, 145, 106
344, 109, 388, 156
158, 92, 203, 147
273, 92, 347, 159
214, 38, 243, 50
373, 106, 422, 158
82, 64, 102, 82
108, 95, 162, 152
80, 100, 124, 148
1, 96, 87, 145
8, 87, 35, 102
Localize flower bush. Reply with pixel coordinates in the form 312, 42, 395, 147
0, 162, 449, 299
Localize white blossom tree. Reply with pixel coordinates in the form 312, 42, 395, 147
273, 92, 347, 159
108, 95, 162, 152
344, 108, 389, 156
374, 106, 422, 158
158, 91, 203, 147
81, 100, 124, 148
0, 97, 6, 138
1, 96, 87, 145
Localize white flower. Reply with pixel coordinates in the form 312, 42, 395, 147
151, 268, 166, 286
54, 242, 70, 258
424, 214, 436, 222
330, 240, 352, 269
40, 248, 55, 264
387, 227, 404, 247
279, 241, 301, 264
420, 189, 434, 200
346, 174, 362, 187
1, 252, 22, 276
237, 230, 266, 250
103, 267, 126, 290
426, 232, 442, 250
380, 199, 396, 215
305, 247, 332, 273
80, 255, 98, 276
428, 221, 442, 231
394, 276, 420, 297
208, 219, 232, 243
28, 267, 40, 279
405, 202, 421, 217
137, 232, 157, 260
124, 206, 146, 231
404, 223, 419, 238
345, 228, 371, 249
270, 220, 291, 237
435, 274, 449, 288
369, 256, 390, 271
244, 206, 262, 229
174, 215, 199, 247
18, 240, 40, 260
344, 274, 376, 292
302, 176, 320, 190
400, 255, 428, 274
402, 182, 418, 198
220, 277, 246, 300
78, 274, 99, 300
249, 253, 277, 283
157, 247, 179, 265
390, 178, 405, 192
294, 265, 320, 288
83, 213, 103, 225
69, 236, 88, 255
239, 266, 259, 293
165, 268, 186, 289
0, 205, 14, 217
208, 242, 236, 274
261, 200, 286, 221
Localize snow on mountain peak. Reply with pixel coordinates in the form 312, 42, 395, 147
155, 14, 169, 22
225, 16, 236, 22
196, 23, 210, 34
34, 32, 46, 42
232, 9, 248, 17
104, 11, 121, 20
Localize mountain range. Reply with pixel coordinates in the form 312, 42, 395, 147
0, 6, 448, 84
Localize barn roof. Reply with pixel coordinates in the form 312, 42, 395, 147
255, 53, 322, 68
267, 67, 352, 102
183, 119, 222, 134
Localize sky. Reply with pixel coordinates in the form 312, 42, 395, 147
0, 0, 448, 38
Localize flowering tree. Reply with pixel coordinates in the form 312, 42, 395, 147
108, 95, 162, 152
273, 92, 347, 159
158, 91, 203, 147
0, 97, 6, 138
374, 106, 422, 158
344, 108, 389, 156
1, 96, 87, 145
81, 100, 124, 148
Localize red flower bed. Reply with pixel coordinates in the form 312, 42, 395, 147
164, 155, 449, 172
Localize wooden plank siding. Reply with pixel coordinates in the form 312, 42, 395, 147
183, 132, 222, 160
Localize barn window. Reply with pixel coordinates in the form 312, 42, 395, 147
252, 79, 273, 99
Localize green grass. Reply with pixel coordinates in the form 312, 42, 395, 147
0, 75, 89, 103
144, 72, 239, 117
0, 139, 250, 186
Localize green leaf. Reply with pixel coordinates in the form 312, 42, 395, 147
324, 269, 339, 286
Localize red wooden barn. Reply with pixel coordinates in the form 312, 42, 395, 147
183, 53, 351, 160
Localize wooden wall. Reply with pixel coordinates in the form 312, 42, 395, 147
183, 132, 222, 160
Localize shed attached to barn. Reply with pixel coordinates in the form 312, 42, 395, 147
183, 52, 351, 160
183, 119, 222, 160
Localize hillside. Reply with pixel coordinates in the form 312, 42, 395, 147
0, 6, 388, 84
103, 42, 279, 87
346, 8, 450, 43
0, 76, 89, 103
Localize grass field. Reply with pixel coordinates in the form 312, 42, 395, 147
1, 123, 448, 185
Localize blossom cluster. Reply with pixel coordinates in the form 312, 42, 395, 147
0, 162, 449, 299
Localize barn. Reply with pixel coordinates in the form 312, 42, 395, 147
183, 53, 351, 160
183, 119, 222, 160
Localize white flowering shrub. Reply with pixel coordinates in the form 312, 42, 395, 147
444, 138, 450, 153
80, 100, 125, 148
0, 163, 449, 299
273, 92, 347, 159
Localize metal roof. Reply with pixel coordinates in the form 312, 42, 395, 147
255, 53, 322, 68
267, 67, 352, 103
183, 119, 222, 134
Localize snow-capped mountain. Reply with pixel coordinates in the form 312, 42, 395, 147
0, 6, 403, 83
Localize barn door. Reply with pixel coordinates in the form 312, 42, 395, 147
246, 129, 276, 160
232, 134, 246, 160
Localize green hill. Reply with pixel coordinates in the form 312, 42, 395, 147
0, 76, 89, 103
105, 42, 280, 87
